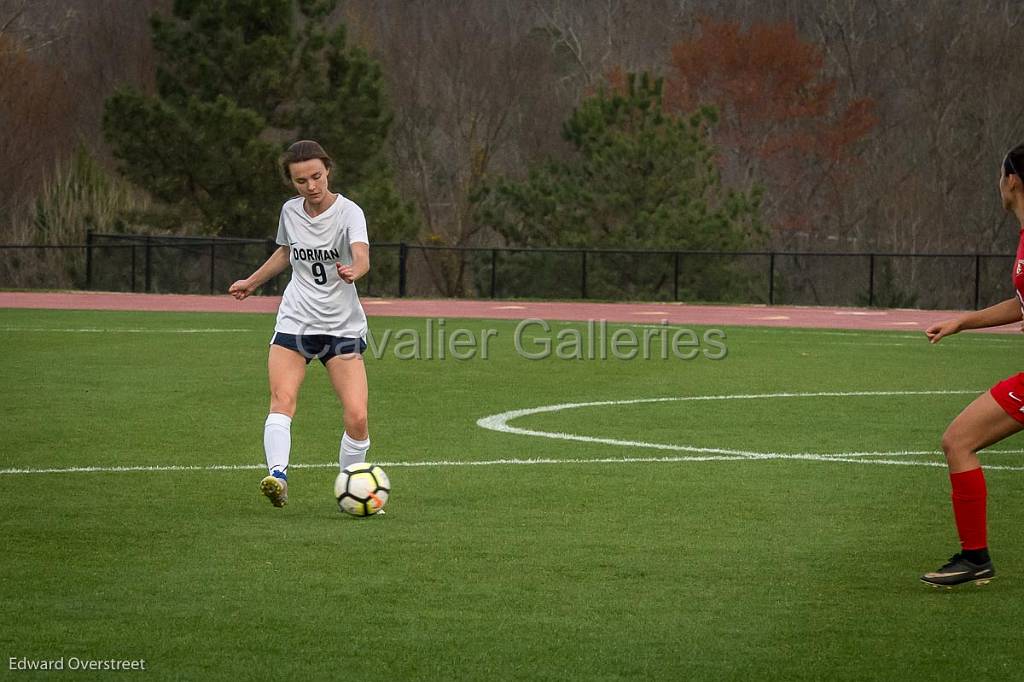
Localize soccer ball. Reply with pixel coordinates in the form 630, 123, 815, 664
334, 463, 390, 517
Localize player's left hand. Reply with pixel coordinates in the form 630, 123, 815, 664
336, 263, 356, 283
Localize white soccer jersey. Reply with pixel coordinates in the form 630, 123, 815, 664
274, 194, 369, 337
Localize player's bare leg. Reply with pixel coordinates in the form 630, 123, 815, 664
260, 345, 308, 507
922, 391, 1023, 587
941, 392, 1022, 473
326, 352, 371, 475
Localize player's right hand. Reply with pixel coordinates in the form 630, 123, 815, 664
228, 279, 255, 300
925, 318, 960, 344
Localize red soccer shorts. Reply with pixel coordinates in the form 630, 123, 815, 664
989, 372, 1024, 424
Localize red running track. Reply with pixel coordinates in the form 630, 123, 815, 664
0, 290, 1019, 334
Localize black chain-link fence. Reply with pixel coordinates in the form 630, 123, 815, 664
0, 231, 1013, 310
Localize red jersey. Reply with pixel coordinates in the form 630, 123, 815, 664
1015, 226, 1024, 312
989, 226, 1024, 423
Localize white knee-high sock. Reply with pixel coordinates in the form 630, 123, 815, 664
264, 413, 292, 478
340, 432, 370, 470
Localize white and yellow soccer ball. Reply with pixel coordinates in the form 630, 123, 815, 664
334, 463, 390, 517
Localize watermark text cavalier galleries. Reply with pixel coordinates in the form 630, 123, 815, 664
326, 318, 727, 361
512, 319, 726, 361
9, 657, 146, 672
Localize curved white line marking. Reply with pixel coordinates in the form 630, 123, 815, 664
475, 390, 1024, 471
5, 391, 1022, 476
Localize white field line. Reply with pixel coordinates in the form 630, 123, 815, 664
5, 451, 1024, 476
7, 323, 1013, 344
833, 342, 916, 347
619, 323, 1018, 342
0, 458, 751, 476
736, 328, 1019, 343
474, 390, 1024, 472
7, 389, 1024, 476
475, 390, 981, 427
0, 327, 255, 333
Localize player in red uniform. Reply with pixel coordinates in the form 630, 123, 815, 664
921, 144, 1024, 587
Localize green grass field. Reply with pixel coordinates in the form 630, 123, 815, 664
3, 307, 1024, 680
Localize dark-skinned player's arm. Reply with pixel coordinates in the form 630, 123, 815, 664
925, 297, 1022, 344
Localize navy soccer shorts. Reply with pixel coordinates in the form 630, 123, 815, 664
270, 332, 367, 365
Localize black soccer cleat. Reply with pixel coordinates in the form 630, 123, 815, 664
920, 553, 995, 588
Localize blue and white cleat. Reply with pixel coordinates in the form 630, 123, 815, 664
260, 474, 288, 507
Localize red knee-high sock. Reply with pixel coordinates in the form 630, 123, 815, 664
950, 468, 988, 550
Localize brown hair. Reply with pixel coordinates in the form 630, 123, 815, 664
280, 140, 333, 181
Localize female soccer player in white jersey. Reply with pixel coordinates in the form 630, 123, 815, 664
229, 140, 372, 507
920, 144, 1024, 586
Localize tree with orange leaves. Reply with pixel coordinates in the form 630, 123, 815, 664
664, 17, 877, 245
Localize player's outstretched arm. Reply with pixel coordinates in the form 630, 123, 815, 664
925, 297, 1022, 343
336, 243, 370, 284
229, 246, 291, 300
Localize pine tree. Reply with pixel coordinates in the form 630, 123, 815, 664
103, 0, 416, 240
475, 73, 762, 300
479, 73, 760, 250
